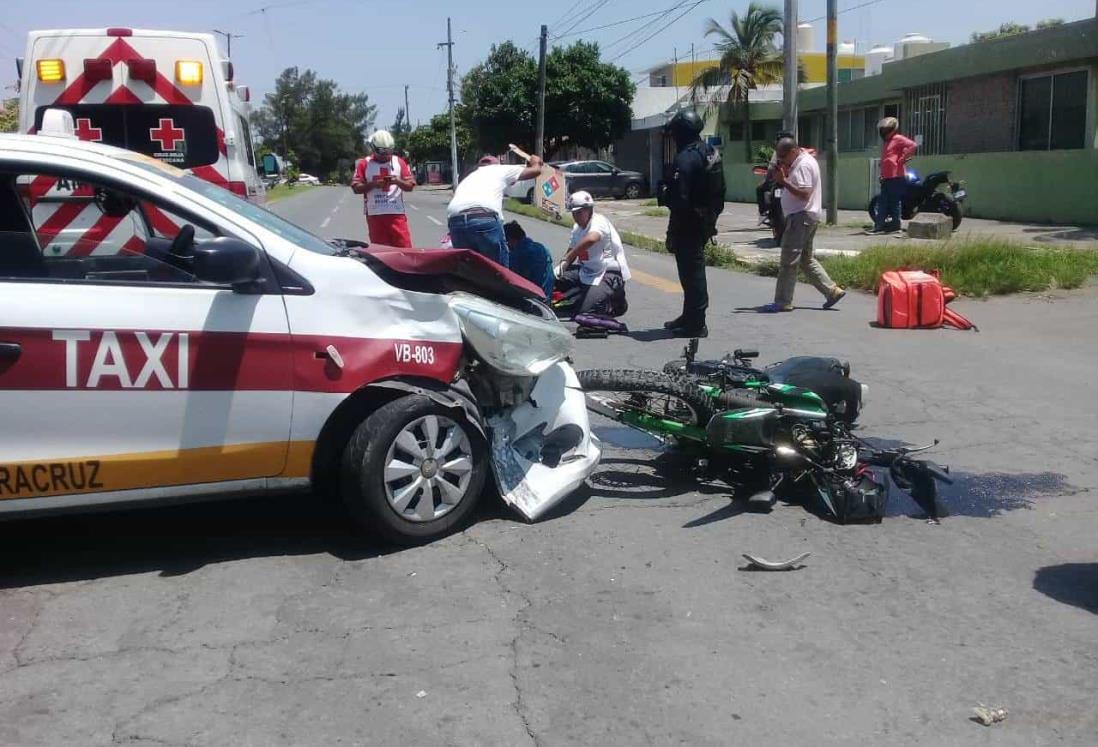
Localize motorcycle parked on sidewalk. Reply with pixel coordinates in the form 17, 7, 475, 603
753, 166, 784, 242
868, 168, 967, 231
578, 340, 951, 522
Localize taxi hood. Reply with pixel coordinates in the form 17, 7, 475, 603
353, 245, 545, 308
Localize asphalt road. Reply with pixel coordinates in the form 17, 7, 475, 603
2, 186, 1096, 746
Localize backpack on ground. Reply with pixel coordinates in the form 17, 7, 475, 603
573, 313, 628, 337
876, 270, 978, 331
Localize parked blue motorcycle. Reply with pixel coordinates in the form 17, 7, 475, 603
868, 168, 967, 231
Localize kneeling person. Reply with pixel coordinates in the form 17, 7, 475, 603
504, 221, 554, 300
555, 191, 631, 317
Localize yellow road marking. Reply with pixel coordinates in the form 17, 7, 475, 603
629, 268, 681, 294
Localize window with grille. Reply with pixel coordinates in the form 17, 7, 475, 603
903, 84, 946, 155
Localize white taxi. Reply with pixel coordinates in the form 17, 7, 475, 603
0, 129, 600, 544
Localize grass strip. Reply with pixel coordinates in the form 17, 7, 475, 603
819, 238, 1098, 296
265, 183, 317, 204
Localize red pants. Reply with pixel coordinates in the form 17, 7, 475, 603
367, 214, 413, 248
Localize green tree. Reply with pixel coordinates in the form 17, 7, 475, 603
543, 41, 635, 156
406, 110, 473, 168
461, 41, 538, 154
691, 3, 784, 161
459, 40, 634, 157
0, 99, 19, 133
390, 107, 411, 155
971, 18, 1063, 43
251, 67, 376, 177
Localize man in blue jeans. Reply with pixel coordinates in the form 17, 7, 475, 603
446, 154, 543, 267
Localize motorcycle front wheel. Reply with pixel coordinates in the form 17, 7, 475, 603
577, 369, 716, 441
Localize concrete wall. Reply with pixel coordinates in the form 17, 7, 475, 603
725, 149, 1098, 225
946, 73, 1017, 154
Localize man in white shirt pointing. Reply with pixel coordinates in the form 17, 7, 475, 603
446, 153, 543, 267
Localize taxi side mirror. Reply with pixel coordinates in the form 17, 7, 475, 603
192, 237, 262, 288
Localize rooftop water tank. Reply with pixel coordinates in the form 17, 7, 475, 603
797, 22, 815, 52
865, 44, 894, 76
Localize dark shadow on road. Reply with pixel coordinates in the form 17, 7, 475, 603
628, 328, 676, 342
1021, 226, 1098, 243
683, 500, 750, 528
1033, 563, 1098, 614
0, 493, 510, 588
885, 469, 1074, 519
586, 456, 729, 502
732, 305, 838, 314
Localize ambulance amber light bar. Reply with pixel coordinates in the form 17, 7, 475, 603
83, 58, 113, 83
175, 60, 203, 85
37, 59, 65, 83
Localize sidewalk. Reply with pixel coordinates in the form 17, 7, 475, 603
593, 199, 1098, 263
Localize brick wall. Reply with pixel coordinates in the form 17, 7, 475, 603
946, 73, 1017, 153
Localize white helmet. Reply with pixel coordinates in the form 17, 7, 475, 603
370, 130, 396, 150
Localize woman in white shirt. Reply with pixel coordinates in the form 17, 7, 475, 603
554, 191, 631, 318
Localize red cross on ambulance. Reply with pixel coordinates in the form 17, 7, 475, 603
149, 118, 185, 151
73, 118, 103, 142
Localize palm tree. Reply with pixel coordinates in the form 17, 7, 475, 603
691, 3, 784, 161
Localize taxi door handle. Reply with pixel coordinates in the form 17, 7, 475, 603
0, 342, 21, 362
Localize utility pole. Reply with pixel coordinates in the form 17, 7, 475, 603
690, 43, 696, 104
825, 0, 838, 225
404, 84, 410, 131
536, 24, 548, 158
673, 47, 680, 105
782, 0, 798, 138
438, 18, 458, 189
211, 29, 243, 58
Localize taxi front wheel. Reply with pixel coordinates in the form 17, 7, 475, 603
340, 395, 488, 545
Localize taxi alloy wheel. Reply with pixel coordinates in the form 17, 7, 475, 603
341, 395, 487, 544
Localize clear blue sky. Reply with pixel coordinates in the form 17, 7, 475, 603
4, 0, 1095, 130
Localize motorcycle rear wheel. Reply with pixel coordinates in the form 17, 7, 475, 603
927, 193, 963, 230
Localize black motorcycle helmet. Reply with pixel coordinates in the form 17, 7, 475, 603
666, 109, 704, 147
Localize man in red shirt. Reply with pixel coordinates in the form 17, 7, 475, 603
871, 117, 918, 234
351, 130, 415, 247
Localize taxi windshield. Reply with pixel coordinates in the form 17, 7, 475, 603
121, 154, 337, 255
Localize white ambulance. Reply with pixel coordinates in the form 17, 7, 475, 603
17, 27, 262, 201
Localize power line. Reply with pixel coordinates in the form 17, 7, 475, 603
604, 0, 701, 53
548, 0, 589, 35
554, 0, 615, 40
804, 0, 892, 25
554, 4, 689, 40
609, 0, 709, 62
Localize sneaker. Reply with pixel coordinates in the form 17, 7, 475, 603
757, 214, 767, 226
758, 303, 793, 313
823, 288, 846, 309
669, 324, 708, 338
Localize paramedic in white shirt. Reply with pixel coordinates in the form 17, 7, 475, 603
761, 137, 846, 313
554, 191, 632, 317
351, 130, 416, 247
446, 153, 543, 267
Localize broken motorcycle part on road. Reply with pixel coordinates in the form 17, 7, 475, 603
741, 552, 811, 571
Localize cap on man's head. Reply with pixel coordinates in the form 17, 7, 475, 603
478, 155, 500, 166
568, 190, 595, 212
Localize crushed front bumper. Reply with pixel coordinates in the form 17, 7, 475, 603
488, 362, 601, 520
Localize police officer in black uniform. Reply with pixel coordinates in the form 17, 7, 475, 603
660, 109, 719, 338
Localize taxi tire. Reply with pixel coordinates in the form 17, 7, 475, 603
340, 395, 487, 545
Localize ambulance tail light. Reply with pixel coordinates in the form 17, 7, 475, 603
36, 59, 65, 83
127, 58, 157, 85
83, 58, 113, 83
237, 85, 250, 102
107, 27, 133, 37
175, 60, 203, 86
227, 181, 249, 197
222, 61, 234, 82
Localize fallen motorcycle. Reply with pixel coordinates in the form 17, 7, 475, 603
578, 341, 951, 522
